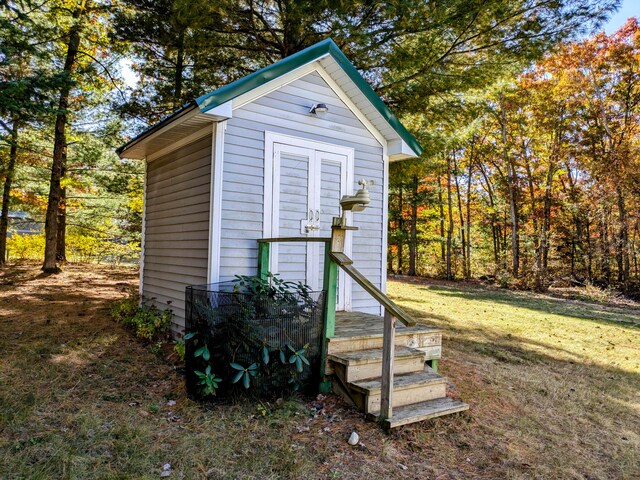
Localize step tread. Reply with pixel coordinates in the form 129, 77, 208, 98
381, 397, 469, 428
328, 346, 425, 366
349, 370, 446, 394
331, 324, 442, 342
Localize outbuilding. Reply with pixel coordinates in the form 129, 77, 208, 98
117, 39, 422, 331
117, 40, 472, 427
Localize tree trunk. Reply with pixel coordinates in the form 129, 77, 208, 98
397, 184, 404, 274
408, 175, 418, 276
615, 185, 630, 290
586, 217, 593, 282
446, 155, 454, 280
387, 217, 394, 274
632, 221, 639, 279
174, 29, 185, 108
478, 162, 500, 272
537, 162, 555, 290
43, 7, 84, 273
0, 121, 18, 265
601, 208, 611, 283
541, 164, 554, 271
465, 158, 473, 279
524, 157, 540, 284
500, 105, 519, 278
453, 155, 467, 280
56, 158, 67, 262
437, 175, 446, 272
565, 163, 581, 280
503, 209, 509, 267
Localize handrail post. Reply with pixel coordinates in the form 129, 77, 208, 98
380, 308, 395, 423
257, 242, 270, 281
319, 241, 338, 393
322, 242, 338, 339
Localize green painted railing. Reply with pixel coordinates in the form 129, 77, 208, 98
257, 238, 336, 393
257, 234, 421, 419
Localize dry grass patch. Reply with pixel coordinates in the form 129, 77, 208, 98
388, 277, 640, 479
1, 264, 638, 479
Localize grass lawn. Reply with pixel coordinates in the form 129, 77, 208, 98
1, 264, 638, 479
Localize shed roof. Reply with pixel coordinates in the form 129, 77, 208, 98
117, 39, 422, 160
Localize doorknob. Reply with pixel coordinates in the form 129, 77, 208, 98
315, 209, 320, 221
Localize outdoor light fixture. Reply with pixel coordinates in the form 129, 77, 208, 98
309, 103, 328, 114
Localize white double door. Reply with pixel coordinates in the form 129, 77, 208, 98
264, 133, 353, 310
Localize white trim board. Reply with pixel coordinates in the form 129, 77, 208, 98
139, 159, 148, 298
263, 131, 354, 310
381, 143, 389, 315
208, 120, 226, 284
313, 65, 387, 148
233, 59, 326, 111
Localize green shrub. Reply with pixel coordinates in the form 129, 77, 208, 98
185, 274, 318, 399
6, 232, 140, 264
173, 337, 186, 362
7, 233, 45, 260
111, 294, 173, 342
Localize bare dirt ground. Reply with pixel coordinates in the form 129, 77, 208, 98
1, 263, 638, 479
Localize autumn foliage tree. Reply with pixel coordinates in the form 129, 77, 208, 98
389, 19, 640, 293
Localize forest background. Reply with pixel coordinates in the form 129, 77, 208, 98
1, 0, 638, 294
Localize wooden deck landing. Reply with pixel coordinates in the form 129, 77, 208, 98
334, 311, 441, 339
328, 311, 468, 427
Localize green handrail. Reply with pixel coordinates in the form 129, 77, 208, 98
256, 237, 336, 393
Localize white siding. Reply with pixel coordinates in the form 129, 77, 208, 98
143, 134, 212, 329
219, 71, 384, 313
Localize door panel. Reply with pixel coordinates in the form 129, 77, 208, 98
271, 145, 314, 285
265, 135, 353, 311
314, 154, 349, 309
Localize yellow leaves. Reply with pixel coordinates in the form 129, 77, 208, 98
7, 231, 141, 262
7, 234, 45, 260
127, 196, 143, 215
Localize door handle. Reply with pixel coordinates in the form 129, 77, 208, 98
315, 209, 320, 222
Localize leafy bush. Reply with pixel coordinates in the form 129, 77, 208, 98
7, 234, 45, 260
185, 274, 323, 399
173, 337, 186, 362
6, 232, 140, 264
111, 294, 173, 342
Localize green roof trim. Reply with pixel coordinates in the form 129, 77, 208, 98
117, 38, 421, 157
196, 38, 422, 157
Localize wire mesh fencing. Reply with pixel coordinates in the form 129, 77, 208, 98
185, 281, 325, 399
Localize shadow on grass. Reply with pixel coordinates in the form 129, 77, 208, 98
396, 321, 640, 480
398, 282, 640, 330
400, 303, 616, 365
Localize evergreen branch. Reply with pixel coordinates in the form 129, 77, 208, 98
77, 50, 127, 103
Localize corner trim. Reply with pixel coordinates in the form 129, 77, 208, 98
208, 121, 226, 283
381, 144, 389, 314
139, 159, 147, 297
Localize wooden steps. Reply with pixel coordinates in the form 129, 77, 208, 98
329, 311, 468, 428
328, 346, 426, 383
330, 312, 442, 358
382, 398, 470, 429
350, 369, 447, 415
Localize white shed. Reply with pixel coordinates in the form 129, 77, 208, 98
117, 39, 422, 331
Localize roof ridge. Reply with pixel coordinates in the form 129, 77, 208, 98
118, 38, 422, 158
